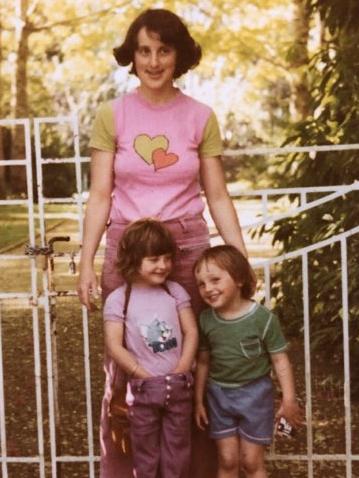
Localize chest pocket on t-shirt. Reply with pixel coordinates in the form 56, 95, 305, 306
239, 338, 262, 359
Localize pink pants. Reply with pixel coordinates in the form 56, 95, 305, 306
100, 215, 216, 478
129, 373, 193, 478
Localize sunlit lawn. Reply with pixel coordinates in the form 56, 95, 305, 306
0, 204, 79, 251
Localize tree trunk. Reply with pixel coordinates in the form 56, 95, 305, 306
10, 0, 30, 195
290, 0, 312, 120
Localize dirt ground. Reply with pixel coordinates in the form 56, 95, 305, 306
0, 221, 358, 478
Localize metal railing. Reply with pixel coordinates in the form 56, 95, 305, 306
0, 116, 358, 477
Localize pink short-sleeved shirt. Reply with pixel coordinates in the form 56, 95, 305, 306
103, 280, 191, 376
89, 89, 223, 222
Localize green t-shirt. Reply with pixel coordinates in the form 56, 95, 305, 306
199, 302, 288, 388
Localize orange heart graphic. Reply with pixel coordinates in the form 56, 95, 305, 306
152, 148, 179, 170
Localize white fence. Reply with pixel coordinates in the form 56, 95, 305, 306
0, 116, 358, 477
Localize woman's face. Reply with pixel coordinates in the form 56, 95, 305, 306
134, 27, 177, 94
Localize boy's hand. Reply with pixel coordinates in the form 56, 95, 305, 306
195, 403, 209, 430
276, 398, 304, 428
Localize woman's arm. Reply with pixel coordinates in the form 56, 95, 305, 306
77, 149, 114, 309
172, 306, 199, 374
194, 350, 210, 430
104, 321, 151, 379
200, 156, 247, 257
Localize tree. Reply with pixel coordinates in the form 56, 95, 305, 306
256, 0, 359, 393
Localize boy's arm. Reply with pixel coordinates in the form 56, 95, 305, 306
172, 306, 199, 374
194, 350, 210, 430
104, 321, 151, 379
271, 352, 304, 427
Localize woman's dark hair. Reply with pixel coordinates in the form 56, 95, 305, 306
113, 9, 202, 78
117, 217, 177, 283
194, 245, 257, 300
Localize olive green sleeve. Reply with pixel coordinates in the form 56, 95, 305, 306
199, 111, 223, 159
88, 100, 116, 152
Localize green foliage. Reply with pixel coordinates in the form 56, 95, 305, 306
254, 0, 359, 394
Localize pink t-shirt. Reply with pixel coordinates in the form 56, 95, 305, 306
103, 280, 191, 376
109, 89, 218, 222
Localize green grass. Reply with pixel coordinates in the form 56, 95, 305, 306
0, 204, 79, 251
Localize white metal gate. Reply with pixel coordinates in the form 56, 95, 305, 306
0, 116, 358, 477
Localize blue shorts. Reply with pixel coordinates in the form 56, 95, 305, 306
206, 375, 274, 445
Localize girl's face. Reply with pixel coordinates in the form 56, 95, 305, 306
136, 253, 173, 286
195, 260, 242, 313
134, 27, 177, 95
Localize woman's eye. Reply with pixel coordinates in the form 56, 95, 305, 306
137, 47, 149, 55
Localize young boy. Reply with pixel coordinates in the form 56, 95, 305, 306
194, 245, 303, 478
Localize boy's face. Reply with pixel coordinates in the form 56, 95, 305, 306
136, 253, 172, 286
195, 260, 241, 313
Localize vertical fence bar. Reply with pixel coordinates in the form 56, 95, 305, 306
82, 307, 95, 477
261, 193, 269, 220
302, 252, 313, 478
71, 115, 84, 239
300, 192, 307, 206
25, 118, 46, 478
340, 238, 352, 478
264, 262, 271, 308
71, 115, 95, 476
34, 119, 58, 478
0, 305, 8, 478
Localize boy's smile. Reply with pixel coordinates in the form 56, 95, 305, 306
195, 260, 242, 316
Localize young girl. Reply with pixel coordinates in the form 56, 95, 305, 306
194, 245, 303, 478
103, 218, 198, 478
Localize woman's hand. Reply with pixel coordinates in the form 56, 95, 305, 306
77, 265, 100, 310
77, 149, 114, 309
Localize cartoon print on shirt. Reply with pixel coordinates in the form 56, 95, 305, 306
133, 134, 179, 170
140, 315, 178, 353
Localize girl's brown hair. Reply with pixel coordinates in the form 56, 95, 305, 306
113, 8, 202, 79
194, 245, 257, 299
117, 218, 177, 283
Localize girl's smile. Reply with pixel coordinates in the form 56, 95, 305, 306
136, 253, 173, 286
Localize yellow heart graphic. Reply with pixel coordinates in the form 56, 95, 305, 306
134, 134, 169, 165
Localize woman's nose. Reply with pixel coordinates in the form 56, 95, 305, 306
149, 52, 159, 67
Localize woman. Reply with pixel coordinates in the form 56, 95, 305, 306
77, 8, 247, 478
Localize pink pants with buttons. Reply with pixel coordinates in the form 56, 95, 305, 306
128, 373, 193, 478
99, 215, 216, 478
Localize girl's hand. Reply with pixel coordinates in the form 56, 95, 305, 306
276, 398, 304, 428
77, 266, 100, 310
195, 402, 209, 430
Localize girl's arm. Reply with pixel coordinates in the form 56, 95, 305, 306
200, 156, 247, 257
104, 321, 151, 379
172, 307, 198, 374
271, 352, 304, 427
77, 149, 114, 309
194, 350, 210, 430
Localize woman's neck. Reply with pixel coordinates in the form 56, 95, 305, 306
137, 84, 178, 105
